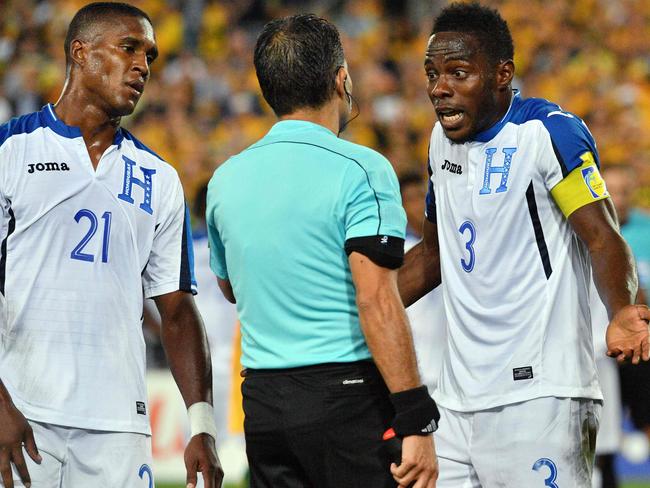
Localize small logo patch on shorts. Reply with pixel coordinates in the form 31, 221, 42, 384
342, 378, 364, 385
136, 401, 147, 415
513, 366, 533, 381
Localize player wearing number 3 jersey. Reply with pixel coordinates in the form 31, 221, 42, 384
0, 3, 222, 488
399, 3, 650, 487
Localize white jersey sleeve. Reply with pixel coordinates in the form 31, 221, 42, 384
143, 174, 197, 298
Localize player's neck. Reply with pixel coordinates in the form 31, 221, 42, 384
279, 100, 340, 135
54, 85, 121, 168
494, 88, 514, 125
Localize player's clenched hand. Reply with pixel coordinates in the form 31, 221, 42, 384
184, 433, 223, 488
390, 434, 438, 488
0, 401, 41, 488
606, 304, 650, 364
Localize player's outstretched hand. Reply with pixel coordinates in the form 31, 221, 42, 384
390, 434, 438, 488
184, 433, 224, 488
0, 401, 41, 488
606, 304, 650, 364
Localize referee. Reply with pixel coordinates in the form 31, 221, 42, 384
206, 14, 438, 488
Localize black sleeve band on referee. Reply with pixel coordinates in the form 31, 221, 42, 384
344, 235, 405, 269
390, 385, 440, 436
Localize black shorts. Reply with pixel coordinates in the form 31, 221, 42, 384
242, 360, 396, 488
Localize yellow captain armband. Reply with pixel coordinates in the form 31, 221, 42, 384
550, 151, 609, 218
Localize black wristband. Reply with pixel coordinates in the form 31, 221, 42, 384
389, 386, 440, 436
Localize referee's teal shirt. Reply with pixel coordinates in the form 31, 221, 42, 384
206, 120, 406, 369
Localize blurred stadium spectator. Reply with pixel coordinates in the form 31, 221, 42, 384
1, 0, 648, 209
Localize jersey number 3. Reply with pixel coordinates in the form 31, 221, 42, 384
532, 458, 559, 488
70, 209, 112, 263
458, 220, 476, 273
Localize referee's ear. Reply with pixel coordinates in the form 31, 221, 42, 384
335, 65, 349, 103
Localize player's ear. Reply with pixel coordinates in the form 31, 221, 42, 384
69, 39, 87, 68
495, 59, 514, 92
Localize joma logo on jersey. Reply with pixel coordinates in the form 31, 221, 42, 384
27, 162, 70, 173
441, 159, 463, 175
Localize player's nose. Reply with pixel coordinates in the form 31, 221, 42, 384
431, 75, 453, 99
132, 52, 149, 79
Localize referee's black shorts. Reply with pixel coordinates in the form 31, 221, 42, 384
242, 360, 396, 488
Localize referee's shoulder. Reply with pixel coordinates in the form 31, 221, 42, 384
210, 147, 248, 179
328, 137, 395, 175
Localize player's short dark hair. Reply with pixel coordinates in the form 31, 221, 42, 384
432, 2, 514, 67
254, 14, 345, 117
64, 2, 152, 67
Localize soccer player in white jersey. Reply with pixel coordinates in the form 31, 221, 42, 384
0, 3, 222, 487
398, 3, 650, 487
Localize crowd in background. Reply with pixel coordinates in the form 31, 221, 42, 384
3, 1, 650, 485
2, 0, 650, 210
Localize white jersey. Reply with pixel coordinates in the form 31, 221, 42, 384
0, 104, 196, 434
405, 234, 446, 392
589, 279, 622, 455
427, 91, 606, 411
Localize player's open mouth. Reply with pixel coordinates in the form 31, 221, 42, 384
437, 109, 464, 128
126, 81, 144, 96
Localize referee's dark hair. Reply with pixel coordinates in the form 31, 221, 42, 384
254, 14, 345, 117
432, 2, 514, 67
64, 2, 152, 69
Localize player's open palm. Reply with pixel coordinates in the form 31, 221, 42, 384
606, 304, 650, 364
0, 402, 41, 488
184, 433, 224, 488
390, 434, 438, 488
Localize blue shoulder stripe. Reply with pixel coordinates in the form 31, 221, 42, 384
180, 202, 197, 294
511, 97, 599, 176
122, 129, 166, 162
0, 111, 46, 148
425, 147, 436, 223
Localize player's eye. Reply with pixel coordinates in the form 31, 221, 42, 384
453, 70, 467, 79
426, 71, 438, 81
122, 45, 135, 53
146, 55, 155, 65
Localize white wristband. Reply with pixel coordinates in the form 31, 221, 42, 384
187, 402, 218, 441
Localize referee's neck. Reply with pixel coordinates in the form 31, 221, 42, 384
279, 100, 339, 135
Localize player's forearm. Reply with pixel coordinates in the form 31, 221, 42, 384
158, 295, 213, 407
357, 283, 421, 393
590, 229, 638, 318
398, 240, 441, 307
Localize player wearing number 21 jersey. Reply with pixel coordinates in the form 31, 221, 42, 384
0, 4, 222, 488
0, 103, 190, 433
398, 3, 649, 487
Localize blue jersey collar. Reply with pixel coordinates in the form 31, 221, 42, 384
42, 104, 125, 145
472, 90, 521, 143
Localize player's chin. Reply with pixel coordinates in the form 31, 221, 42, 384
442, 126, 473, 145
113, 99, 139, 117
